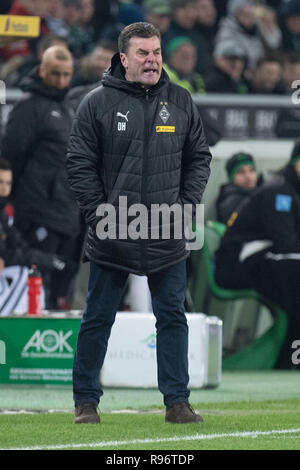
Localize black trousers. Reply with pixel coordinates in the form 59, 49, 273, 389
73, 260, 189, 408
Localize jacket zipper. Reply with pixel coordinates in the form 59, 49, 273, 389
141, 89, 150, 273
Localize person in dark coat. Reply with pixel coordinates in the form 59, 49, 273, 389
215, 141, 300, 367
205, 39, 249, 94
279, 0, 300, 55
162, 0, 212, 74
67, 22, 212, 424
1, 46, 81, 310
0, 158, 70, 315
216, 152, 258, 224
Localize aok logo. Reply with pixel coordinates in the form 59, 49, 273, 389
22, 330, 73, 358
0, 340, 5, 364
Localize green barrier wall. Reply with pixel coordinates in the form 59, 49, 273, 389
0, 315, 81, 385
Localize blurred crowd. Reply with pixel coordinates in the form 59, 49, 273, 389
0, 0, 299, 95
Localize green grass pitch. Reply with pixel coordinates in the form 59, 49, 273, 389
1, 372, 300, 450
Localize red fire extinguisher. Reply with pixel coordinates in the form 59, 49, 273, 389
27, 265, 42, 316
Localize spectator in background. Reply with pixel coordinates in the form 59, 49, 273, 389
80, 0, 94, 26
69, 39, 118, 107
0, 158, 70, 316
254, 4, 282, 52
144, 0, 171, 36
1, 46, 81, 310
248, 55, 284, 94
45, 0, 70, 37
215, 141, 300, 368
68, 0, 97, 59
216, 152, 258, 224
215, 0, 265, 76
163, 36, 205, 94
92, 0, 119, 37
279, 0, 300, 55
6, 34, 68, 87
62, 0, 81, 27
194, 0, 218, 57
61, 0, 82, 55
281, 52, 300, 94
205, 40, 248, 93
100, 2, 145, 43
162, 0, 212, 75
45, 0, 85, 49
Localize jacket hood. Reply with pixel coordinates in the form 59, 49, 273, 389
101, 53, 169, 96
20, 66, 70, 101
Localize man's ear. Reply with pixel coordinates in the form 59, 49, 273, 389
120, 53, 128, 70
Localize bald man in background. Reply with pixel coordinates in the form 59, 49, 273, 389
2, 46, 81, 310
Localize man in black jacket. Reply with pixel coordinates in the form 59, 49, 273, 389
0, 158, 69, 315
67, 22, 212, 424
1, 45, 81, 310
216, 152, 258, 224
205, 39, 248, 94
215, 141, 300, 366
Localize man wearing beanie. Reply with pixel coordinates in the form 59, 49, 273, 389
215, 141, 300, 368
216, 152, 258, 224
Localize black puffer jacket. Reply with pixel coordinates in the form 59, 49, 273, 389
0, 206, 58, 271
216, 183, 256, 224
1, 67, 81, 237
215, 164, 300, 288
67, 54, 212, 274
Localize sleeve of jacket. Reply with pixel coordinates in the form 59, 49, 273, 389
180, 96, 212, 211
1, 96, 41, 192
3, 216, 56, 271
66, 93, 106, 228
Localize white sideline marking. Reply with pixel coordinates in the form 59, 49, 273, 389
2, 428, 300, 450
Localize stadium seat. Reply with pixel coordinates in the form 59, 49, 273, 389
199, 220, 289, 370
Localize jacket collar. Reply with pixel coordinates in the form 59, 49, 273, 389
20, 66, 69, 101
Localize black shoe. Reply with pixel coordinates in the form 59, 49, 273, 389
74, 403, 100, 424
165, 402, 203, 423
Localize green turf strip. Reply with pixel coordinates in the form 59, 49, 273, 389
1, 399, 300, 450
0, 371, 299, 411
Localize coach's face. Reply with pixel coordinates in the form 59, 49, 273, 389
120, 36, 162, 88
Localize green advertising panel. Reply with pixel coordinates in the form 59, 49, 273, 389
0, 314, 82, 385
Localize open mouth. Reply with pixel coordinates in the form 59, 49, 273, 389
143, 69, 158, 76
